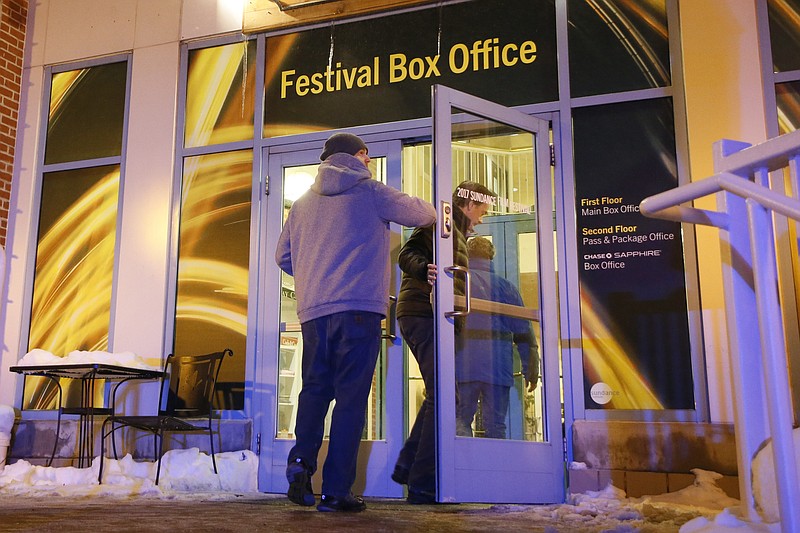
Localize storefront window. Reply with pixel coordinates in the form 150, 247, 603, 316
25, 165, 121, 409
567, 0, 670, 98
173, 150, 253, 410
185, 40, 256, 148
44, 62, 127, 164
174, 38, 258, 410
25, 60, 129, 409
768, 0, 800, 73
776, 81, 800, 133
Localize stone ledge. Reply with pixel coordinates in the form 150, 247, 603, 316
572, 420, 737, 475
568, 468, 740, 499
7, 419, 252, 466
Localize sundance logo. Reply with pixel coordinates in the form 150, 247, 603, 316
589, 382, 619, 405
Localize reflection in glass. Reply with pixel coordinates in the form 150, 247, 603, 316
402, 138, 548, 441
517, 232, 545, 441
277, 158, 388, 440
173, 150, 252, 410
445, 113, 546, 442
402, 134, 536, 214
45, 61, 127, 165
25, 165, 121, 409
457, 236, 542, 441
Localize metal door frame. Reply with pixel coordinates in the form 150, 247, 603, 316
254, 137, 405, 497
432, 84, 564, 503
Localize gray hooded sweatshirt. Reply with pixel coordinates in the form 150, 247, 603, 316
276, 152, 436, 324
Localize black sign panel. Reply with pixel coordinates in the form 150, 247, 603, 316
573, 98, 694, 411
264, 0, 558, 136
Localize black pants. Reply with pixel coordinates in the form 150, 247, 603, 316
289, 311, 382, 497
395, 315, 436, 494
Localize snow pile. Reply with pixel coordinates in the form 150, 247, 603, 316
751, 427, 800, 524
0, 404, 14, 470
562, 483, 650, 525
680, 508, 779, 532
0, 404, 14, 434
554, 469, 781, 532
484, 470, 749, 532
646, 469, 739, 510
0, 448, 258, 497
18, 349, 161, 371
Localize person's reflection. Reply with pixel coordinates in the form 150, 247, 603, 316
455, 236, 540, 439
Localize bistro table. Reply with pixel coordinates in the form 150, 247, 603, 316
10, 363, 164, 468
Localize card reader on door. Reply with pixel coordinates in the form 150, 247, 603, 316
440, 201, 452, 238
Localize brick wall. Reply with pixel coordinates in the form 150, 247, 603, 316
570, 420, 740, 499
0, 0, 27, 247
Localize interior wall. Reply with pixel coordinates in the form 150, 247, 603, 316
678, 0, 768, 423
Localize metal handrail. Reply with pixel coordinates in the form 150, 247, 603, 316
640, 170, 800, 225
639, 137, 800, 530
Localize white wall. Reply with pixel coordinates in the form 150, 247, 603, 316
0, 0, 243, 405
679, 0, 768, 423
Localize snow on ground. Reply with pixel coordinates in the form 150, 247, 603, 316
0, 448, 258, 499
0, 451, 782, 532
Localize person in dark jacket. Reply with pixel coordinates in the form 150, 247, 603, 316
455, 236, 540, 439
392, 180, 495, 504
276, 132, 436, 512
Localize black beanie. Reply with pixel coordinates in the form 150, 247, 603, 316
320, 133, 368, 161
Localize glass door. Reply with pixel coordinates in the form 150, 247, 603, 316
257, 139, 405, 497
432, 85, 564, 503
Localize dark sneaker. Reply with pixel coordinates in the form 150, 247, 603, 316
406, 488, 436, 504
286, 458, 315, 506
317, 493, 366, 512
391, 464, 409, 485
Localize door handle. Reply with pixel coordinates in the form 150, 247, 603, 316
444, 265, 471, 318
440, 201, 452, 238
382, 295, 397, 340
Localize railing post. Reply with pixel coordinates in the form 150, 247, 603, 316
716, 190, 770, 522
747, 198, 800, 531
713, 139, 770, 523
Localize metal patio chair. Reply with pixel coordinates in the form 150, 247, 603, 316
97, 348, 233, 485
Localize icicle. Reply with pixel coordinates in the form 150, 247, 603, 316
437, 2, 443, 57
241, 39, 248, 119
328, 22, 335, 72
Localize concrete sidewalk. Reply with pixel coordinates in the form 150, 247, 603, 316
0, 492, 706, 532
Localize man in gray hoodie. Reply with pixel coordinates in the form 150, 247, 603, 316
276, 132, 436, 512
